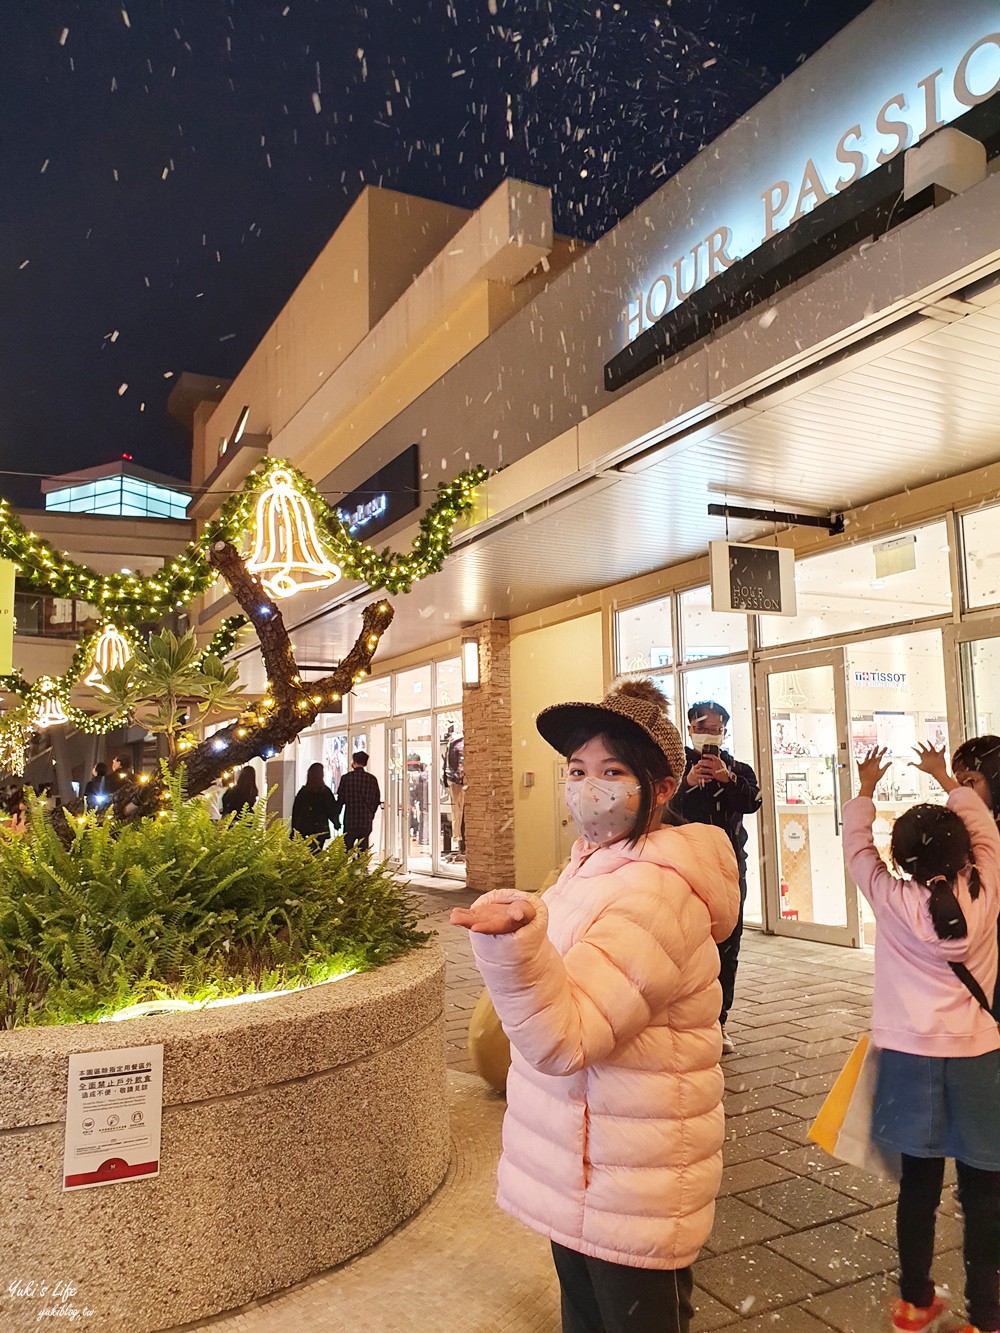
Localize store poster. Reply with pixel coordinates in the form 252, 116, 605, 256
63, 1044, 163, 1191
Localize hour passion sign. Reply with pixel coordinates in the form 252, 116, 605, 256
623, 3, 1000, 348
710, 541, 796, 617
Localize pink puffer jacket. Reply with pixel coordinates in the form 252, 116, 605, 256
470, 823, 740, 1271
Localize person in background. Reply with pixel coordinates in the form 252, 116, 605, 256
846, 743, 1000, 1333
84, 763, 111, 812
3, 785, 27, 836
452, 683, 739, 1333
292, 762, 338, 851
111, 753, 133, 788
672, 700, 761, 1055
954, 736, 1000, 830
335, 751, 381, 853
222, 766, 258, 818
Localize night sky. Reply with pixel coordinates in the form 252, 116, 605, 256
1, 0, 870, 508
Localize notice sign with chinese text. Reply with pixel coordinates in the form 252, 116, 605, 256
63, 1044, 163, 1191
710, 541, 796, 617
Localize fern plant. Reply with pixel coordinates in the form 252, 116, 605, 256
0, 772, 428, 1029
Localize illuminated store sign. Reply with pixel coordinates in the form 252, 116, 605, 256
334, 444, 419, 542
623, 5, 1000, 348
339, 494, 388, 532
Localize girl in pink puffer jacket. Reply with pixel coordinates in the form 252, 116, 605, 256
452, 685, 740, 1333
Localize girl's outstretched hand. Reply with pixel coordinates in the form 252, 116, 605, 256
451, 898, 536, 935
857, 746, 890, 798
911, 742, 957, 792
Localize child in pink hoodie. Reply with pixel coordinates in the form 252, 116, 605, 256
844, 743, 1000, 1333
452, 685, 739, 1333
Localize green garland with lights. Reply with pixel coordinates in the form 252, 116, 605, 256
0, 458, 487, 776
0, 459, 487, 627
0, 615, 251, 773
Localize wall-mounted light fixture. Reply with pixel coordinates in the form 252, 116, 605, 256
461, 636, 481, 690
220, 404, 251, 457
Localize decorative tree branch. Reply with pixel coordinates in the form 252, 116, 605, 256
115, 540, 394, 818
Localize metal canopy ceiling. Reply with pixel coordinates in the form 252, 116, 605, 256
236, 285, 1000, 687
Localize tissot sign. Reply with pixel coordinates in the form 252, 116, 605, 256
623, 1, 1000, 348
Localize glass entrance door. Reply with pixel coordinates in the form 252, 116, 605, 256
756, 649, 860, 947
384, 724, 405, 868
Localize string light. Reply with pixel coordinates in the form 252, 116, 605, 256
0, 459, 485, 755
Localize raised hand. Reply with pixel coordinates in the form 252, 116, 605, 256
450, 898, 536, 935
856, 746, 891, 798
911, 742, 957, 792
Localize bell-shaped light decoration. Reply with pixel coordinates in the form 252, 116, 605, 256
33, 683, 70, 730
245, 468, 342, 599
84, 624, 133, 692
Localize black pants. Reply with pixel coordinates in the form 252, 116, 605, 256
343, 828, 371, 852
898, 1153, 1000, 1330
718, 878, 746, 1026
551, 1243, 693, 1333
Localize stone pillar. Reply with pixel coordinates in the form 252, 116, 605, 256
462, 620, 515, 894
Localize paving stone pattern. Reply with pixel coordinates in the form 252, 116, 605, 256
177, 879, 973, 1333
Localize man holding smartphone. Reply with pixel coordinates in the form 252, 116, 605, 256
674, 700, 762, 1054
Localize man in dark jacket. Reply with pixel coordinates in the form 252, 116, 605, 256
335, 751, 381, 852
673, 700, 761, 1055
291, 762, 339, 851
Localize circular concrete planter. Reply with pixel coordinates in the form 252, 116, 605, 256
0, 944, 448, 1332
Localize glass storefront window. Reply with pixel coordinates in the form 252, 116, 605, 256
395, 666, 432, 714
963, 634, 1000, 735
616, 595, 672, 672
962, 505, 1000, 609
760, 522, 951, 647
679, 585, 748, 660
846, 628, 949, 946
680, 662, 761, 926
436, 658, 463, 707
350, 676, 390, 721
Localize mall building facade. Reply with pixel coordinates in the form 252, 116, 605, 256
182, 0, 1000, 948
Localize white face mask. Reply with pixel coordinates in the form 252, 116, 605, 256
565, 776, 641, 845
689, 730, 726, 753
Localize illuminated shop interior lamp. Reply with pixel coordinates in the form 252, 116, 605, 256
33, 689, 70, 730
84, 624, 133, 691
246, 468, 343, 599
461, 636, 481, 690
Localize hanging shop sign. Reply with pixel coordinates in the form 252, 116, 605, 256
63, 1044, 164, 1191
622, 3, 1000, 348
874, 534, 917, 579
336, 444, 420, 541
710, 541, 796, 617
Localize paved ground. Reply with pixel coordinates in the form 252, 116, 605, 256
178, 878, 973, 1333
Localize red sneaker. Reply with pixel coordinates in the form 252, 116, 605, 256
890, 1293, 950, 1331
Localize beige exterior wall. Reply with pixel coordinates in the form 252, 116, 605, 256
195, 188, 471, 483
510, 611, 604, 893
